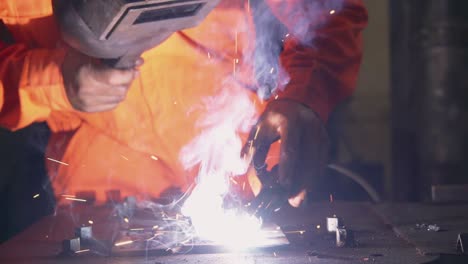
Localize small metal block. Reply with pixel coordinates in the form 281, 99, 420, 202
457, 233, 468, 254
432, 185, 468, 203
62, 237, 80, 253
336, 227, 347, 247
327, 217, 340, 233
75, 226, 93, 240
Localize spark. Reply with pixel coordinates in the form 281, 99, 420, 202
46, 157, 69, 166
130, 228, 144, 231
154, 230, 185, 234
270, 67, 275, 74
285, 33, 290, 38
330, 194, 334, 203
273, 252, 277, 257
248, 141, 254, 159
207, 52, 211, 59
161, 217, 184, 221
152, 225, 159, 230
242, 182, 246, 191
230, 178, 239, 185
146, 233, 163, 241
114, 240, 133, 247
150, 155, 159, 161
253, 125, 261, 140
61, 194, 76, 198
65, 197, 87, 202
120, 155, 129, 161
174, 101, 178, 105
75, 249, 90, 254
330, 9, 336, 15
284, 230, 306, 234
274, 207, 281, 212
88, 220, 94, 225
124, 218, 129, 223
274, 94, 279, 100
33, 194, 40, 199
316, 225, 321, 229
180, 238, 193, 245
235, 30, 238, 54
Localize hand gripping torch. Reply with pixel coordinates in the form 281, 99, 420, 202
52, 0, 221, 68
244, 164, 290, 220
232, 140, 291, 220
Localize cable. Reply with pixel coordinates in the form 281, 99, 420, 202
327, 163, 382, 203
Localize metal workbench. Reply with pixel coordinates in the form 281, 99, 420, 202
1, 202, 467, 263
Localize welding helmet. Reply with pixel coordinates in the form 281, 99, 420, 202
53, 0, 221, 68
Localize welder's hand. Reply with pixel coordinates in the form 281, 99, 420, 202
61, 50, 142, 112
243, 99, 329, 208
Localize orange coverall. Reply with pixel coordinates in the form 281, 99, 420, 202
0, 0, 368, 202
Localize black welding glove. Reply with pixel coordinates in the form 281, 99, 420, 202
243, 99, 329, 208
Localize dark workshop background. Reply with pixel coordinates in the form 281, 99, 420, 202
328, 0, 468, 203
2, 0, 468, 242
326, 0, 391, 202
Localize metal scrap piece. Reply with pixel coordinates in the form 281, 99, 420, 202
75, 226, 93, 240
327, 216, 341, 233
415, 223, 441, 232
335, 227, 355, 248
432, 184, 468, 202
427, 224, 441, 232
336, 227, 347, 247
457, 233, 468, 254
62, 238, 81, 253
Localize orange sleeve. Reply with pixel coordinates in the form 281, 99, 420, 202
267, 0, 368, 122
0, 40, 80, 131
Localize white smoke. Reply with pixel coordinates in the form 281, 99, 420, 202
179, 81, 264, 248
180, 82, 256, 180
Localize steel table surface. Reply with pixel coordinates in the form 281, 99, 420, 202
1, 202, 468, 263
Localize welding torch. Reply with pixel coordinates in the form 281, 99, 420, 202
244, 164, 290, 220
238, 136, 291, 220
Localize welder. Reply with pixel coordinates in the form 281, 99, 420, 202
0, 0, 367, 211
